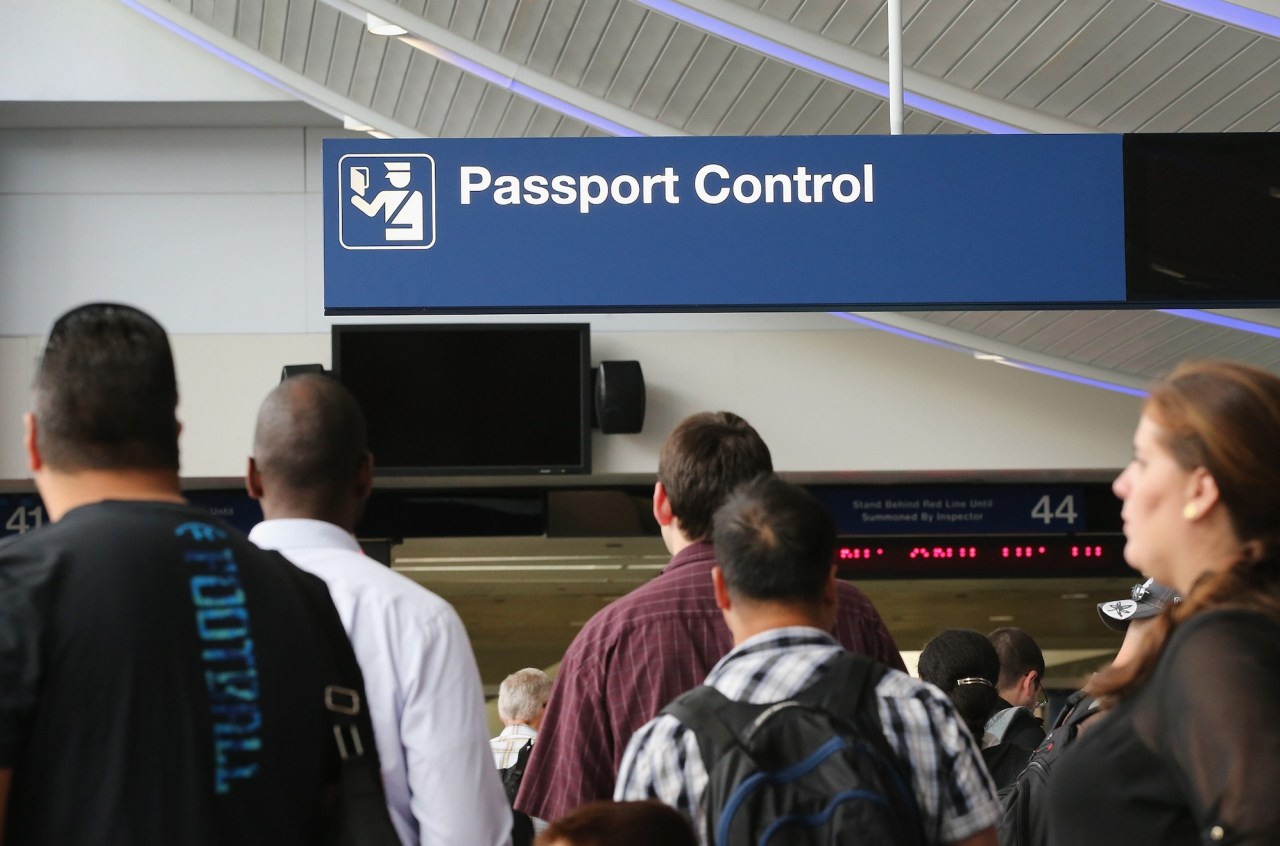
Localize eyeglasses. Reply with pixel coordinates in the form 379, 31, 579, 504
1033, 679, 1049, 716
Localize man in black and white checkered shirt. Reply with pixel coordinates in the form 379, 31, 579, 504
614, 475, 999, 846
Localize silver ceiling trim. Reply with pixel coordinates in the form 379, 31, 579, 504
631, 0, 1095, 135
123, 0, 423, 137
319, 0, 689, 137
843, 311, 1153, 395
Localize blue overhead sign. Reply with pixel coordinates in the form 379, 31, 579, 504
323, 134, 1128, 313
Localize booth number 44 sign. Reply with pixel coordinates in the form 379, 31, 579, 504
1032, 495, 1077, 525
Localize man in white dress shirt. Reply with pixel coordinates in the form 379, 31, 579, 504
245, 373, 511, 846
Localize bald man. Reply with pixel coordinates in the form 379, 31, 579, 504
246, 374, 511, 846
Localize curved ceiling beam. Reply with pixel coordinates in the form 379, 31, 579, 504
1161, 309, 1280, 337
1159, 0, 1280, 38
320, 0, 688, 137
632, 0, 1095, 135
122, 0, 422, 138
834, 311, 1151, 396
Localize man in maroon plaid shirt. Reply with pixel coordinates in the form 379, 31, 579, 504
515, 412, 906, 823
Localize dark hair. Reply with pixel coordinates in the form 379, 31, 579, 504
253, 373, 368, 505
712, 474, 835, 605
33, 303, 179, 472
918, 628, 1004, 741
987, 627, 1045, 690
658, 411, 772, 541
534, 800, 697, 846
1091, 360, 1280, 703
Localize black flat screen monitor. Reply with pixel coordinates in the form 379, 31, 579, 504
332, 324, 591, 476
1124, 133, 1280, 304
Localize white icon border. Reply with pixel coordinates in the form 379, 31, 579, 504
338, 153, 437, 251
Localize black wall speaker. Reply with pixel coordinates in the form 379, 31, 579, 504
280, 363, 328, 382
592, 361, 645, 434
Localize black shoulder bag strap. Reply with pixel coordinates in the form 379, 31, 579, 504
290, 567, 403, 846
502, 737, 534, 803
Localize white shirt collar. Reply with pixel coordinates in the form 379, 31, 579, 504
498, 723, 539, 740
247, 518, 363, 553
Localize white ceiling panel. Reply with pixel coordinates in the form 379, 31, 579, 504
347, 30, 391, 105
301, 2, 342, 85
475, 0, 519, 49
631, 25, 710, 117
256, 0, 288, 60
168, 0, 1280, 138
280, 0, 315, 70
552, 1, 622, 86
387, 47, 434, 124
233, 0, 265, 43
1099, 27, 1252, 130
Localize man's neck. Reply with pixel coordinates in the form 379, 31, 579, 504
663, 523, 700, 557
37, 468, 184, 522
728, 608, 827, 647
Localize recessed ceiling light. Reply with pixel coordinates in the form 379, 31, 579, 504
988, 614, 1014, 622
365, 13, 407, 36
1061, 593, 1088, 600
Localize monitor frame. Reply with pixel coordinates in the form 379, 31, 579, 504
331, 322, 592, 477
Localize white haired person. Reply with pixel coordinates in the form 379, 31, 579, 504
492, 668, 552, 769
493, 668, 552, 845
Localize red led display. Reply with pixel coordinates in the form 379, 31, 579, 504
834, 535, 1126, 577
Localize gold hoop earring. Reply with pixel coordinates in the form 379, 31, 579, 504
1183, 502, 1199, 520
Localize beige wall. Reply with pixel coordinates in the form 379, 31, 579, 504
0, 324, 1141, 480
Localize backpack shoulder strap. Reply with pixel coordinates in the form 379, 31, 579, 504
796, 651, 886, 727
661, 684, 750, 772
1054, 691, 1101, 734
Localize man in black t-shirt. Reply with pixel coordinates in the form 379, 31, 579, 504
0, 303, 355, 845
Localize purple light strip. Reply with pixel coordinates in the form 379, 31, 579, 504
831, 312, 1149, 397
637, 0, 1025, 134
831, 312, 978, 355
1159, 0, 1280, 39
508, 82, 644, 137
129, 0, 645, 138
994, 360, 1149, 398
121, 0, 325, 106
1160, 309, 1280, 339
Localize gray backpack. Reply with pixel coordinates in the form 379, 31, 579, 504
661, 653, 924, 846
997, 691, 1100, 846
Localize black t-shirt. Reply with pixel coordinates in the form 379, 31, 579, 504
0, 501, 340, 846
1048, 609, 1280, 846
